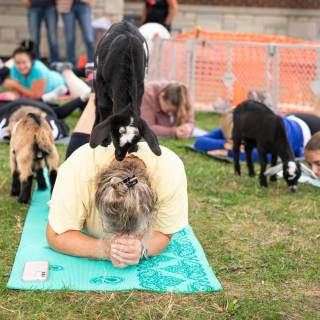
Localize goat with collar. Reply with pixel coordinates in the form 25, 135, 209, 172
89, 21, 161, 161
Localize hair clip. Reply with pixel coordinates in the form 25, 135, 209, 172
122, 175, 138, 188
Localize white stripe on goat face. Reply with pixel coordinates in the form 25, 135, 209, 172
287, 161, 297, 180
119, 117, 139, 147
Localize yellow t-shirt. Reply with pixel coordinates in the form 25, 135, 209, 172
48, 142, 188, 239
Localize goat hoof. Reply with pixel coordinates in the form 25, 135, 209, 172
270, 175, 277, 182
38, 183, 47, 191
11, 189, 20, 196
249, 172, 256, 177
18, 196, 30, 204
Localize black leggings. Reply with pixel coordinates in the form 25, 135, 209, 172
0, 98, 86, 120
65, 132, 90, 159
47, 98, 87, 119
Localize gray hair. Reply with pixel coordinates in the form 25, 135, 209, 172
95, 158, 157, 236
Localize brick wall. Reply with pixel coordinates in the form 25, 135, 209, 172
125, 2, 320, 40
0, 0, 124, 59
127, 0, 320, 9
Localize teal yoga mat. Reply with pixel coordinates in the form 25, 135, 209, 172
7, 185, 222, 293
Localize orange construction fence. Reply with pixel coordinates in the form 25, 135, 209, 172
148, 29, 320, 115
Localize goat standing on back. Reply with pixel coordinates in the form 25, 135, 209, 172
89, 21, 161, 161
232, 100, 312, 191
9, 107, 59, 203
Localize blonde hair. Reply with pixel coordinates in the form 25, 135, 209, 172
95, 158, 157, 236
221, 108, 234, 142
162, 83, 191, 126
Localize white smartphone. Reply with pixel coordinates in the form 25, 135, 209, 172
22, 261, 49, 281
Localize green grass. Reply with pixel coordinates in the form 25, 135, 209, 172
1, 112, 319, 320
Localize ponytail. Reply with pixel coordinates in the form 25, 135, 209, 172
13, 39, 35, 60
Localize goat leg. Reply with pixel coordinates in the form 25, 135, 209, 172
49, 170, 57, 192
269, 153, 278, 182
46, 147, 59, 192
245, 143, 255, 177
36, 168, 47, 190
11, 171, 21, 196
257, 148, 268, 187
19, 175, 33, 203
233, 139, 241, 176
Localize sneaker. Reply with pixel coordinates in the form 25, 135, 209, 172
51, 61, 73, 73
42, 84, 68, 102
85, 62, 94, 80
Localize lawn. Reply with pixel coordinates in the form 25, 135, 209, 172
0, 111, 319, 319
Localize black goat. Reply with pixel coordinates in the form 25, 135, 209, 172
89, 21, 161, 161
232, 100, 312, 191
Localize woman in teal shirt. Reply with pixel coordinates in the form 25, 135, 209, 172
3, 41, 66, 99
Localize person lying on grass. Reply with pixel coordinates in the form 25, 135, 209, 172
2, 40, 66, 100
141, 81, 195, 139
194, 97, 320, 162
46, 94, 189, 268
304, 131, 320, 179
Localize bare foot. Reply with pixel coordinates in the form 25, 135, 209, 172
207, 149, 228, 156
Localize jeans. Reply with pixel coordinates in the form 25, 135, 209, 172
61, 3, 94, 66
28, 5, 60, 62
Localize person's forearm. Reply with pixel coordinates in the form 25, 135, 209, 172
165, 2, 178, 25
46, 224, 111, 260
141, 6, 147, 24
150, 124, 177, 137
142, 231, 171, 257
15, 83, 42, 98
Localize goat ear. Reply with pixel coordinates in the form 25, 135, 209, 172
89, 118, 111, 148
140, 119, 162, 156
264, 163, 283, 176
300, 163, 318, 179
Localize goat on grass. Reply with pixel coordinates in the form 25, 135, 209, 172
232, 100, 313, 191
89, 21, 161, 161
9, 107, 59, 203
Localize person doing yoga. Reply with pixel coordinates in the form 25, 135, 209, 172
46, 94, 189, 267
304, 132, 320, 179
141, 81, 195, 139
195, 98, 320, 162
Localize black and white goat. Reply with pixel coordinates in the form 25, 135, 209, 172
89, 21, 161, 161
232, 100, 313, 191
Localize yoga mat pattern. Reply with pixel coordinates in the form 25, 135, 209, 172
7, 184, 222, 293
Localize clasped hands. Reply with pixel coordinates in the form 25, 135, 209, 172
109, 234, 143, 268
176, 123, 193, 139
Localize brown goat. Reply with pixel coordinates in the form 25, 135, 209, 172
9, 106, 59, 203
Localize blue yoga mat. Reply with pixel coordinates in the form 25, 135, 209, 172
7, 184, 222, 293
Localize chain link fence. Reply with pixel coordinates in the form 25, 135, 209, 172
147, 38, 320, 114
